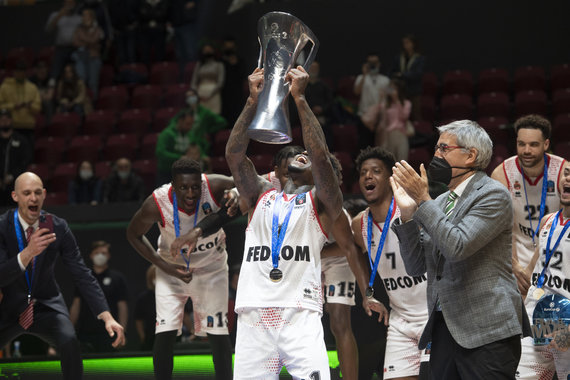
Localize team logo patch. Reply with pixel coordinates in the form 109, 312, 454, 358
295, 193, 306, 205
202, 202, 212, 215
547, 180, 555, 193
514, 181, 521, 190
207, 316, 214, 328
328, 285, 335, 297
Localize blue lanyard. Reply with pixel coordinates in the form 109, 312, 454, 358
271, 192, 298, 270
521, 154, 548, 245
14, 210, 34, 299
536, 210, 570, 289
172, 190, 200, 271
366, 198, 395, 288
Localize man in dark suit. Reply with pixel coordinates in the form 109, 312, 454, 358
389, 120, 529, 379
0, 172, 125, 379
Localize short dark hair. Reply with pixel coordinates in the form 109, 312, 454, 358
514, 114, 551, 140
355, 146, 396, 174
272, 145, 304, 167
172, 157, 202, 180
91, 240, 110, 252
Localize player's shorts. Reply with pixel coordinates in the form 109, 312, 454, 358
155, 256, 228, 336
383, 309, 429, 379
234, 307, 330, 380
321, 257, 356, 306
516, 336, 569, 380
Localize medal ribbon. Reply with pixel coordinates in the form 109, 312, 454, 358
271, 192, 298, 270
521, 154, 548, 244
172, 190, 200, 271
14, 210, 34, 303
366, 197, 395, 289
536, 210, 570, 290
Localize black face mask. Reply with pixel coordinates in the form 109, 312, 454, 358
428, 156, 474, 186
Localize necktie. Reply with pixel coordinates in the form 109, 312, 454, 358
444, 191, 458, 217
19, 226, 36, 330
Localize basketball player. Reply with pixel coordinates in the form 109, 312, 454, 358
225, 66, 387, 379
491, 115, 566, 296
126, 158, 235, 380
516, 162, 570, 380
325, 147, 429, 380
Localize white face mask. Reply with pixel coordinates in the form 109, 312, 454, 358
92, 252, 108, 267
79, 170, 93, 180
117, 170, 130, 180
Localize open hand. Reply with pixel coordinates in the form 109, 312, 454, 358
392, 161, 430, 205
170, 228, 201, 258
362, 297, 389, 326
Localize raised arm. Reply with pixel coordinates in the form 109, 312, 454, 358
288, 66, 342, 222
225, 68, 271, 211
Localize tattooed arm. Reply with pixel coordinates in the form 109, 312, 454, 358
287, 66, 343, 226
225, 68, 272, 212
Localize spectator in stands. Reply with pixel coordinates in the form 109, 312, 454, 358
135, 265, 157, 351
221, 37, 246, 124
56, 63, 92, 117
69, 240, 129, 353
191, 42, 225, 115
155, 107, 225, 184
72, 7, 104, 100
103, 157, 146, 203
137, 0, 169, 65
361, 79, 413, 160
68, 160, 102, 205
46, 0, 82, 84
184, 142, 211, 173
0, 109, 33, 206
30, 60, 55, 123
169, 0, 200, 76
305, 61, 335, 149
0, 61, 41, 145
106, 0, 137, 66
391, 34, 426, 120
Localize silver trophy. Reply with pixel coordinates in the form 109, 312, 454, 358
247, 11, 319, 144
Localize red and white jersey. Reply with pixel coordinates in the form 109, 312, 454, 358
525, 212, 570, 314
153, 174, 227, 269
361, 206, 429, 323
235, 189, 328, 314
502, 154, 565, 268
264, 171, 282, 192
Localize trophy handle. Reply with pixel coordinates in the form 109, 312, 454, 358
299, 35, 319, 71
256, 36, 263, 68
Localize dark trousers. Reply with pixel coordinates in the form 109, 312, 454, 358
430, 311, 521, 380
0, 304, 83, 380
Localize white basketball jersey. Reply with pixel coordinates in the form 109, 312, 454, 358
235, 189, 328, 314
525, 212, 570, 315
503, 154, 565, 268
322, 209, 352, 272
153, 174, 227, 268
361, 206, 429, 323
264, 171, 282, 192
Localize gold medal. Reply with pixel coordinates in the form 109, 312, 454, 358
533, 288, 545, 300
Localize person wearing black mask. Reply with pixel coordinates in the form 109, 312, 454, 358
0, 109, 33, 206
389, 120, 530, 379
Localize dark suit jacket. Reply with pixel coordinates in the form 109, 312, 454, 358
393, 172, 528, 349
0, 209, 109, 326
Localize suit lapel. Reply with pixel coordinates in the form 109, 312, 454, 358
448, 172, 487, 222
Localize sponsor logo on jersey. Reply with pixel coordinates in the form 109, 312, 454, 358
295, 193, 306, 206
190, 236, 222, 253
202, 202, 212, 215
207, 316, 214, 328
328, 285, 335, 297
547, 180, 555, 193
245, 245, 311, 262
382, 274, 427, 291
531, 273, 570, 291
513, 181, 521, 197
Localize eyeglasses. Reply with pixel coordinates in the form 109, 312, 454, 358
434, 143, 465, 154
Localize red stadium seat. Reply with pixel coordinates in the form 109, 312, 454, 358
478, 68, 509, 94
247, 140, 281, 157
37, 46, 55, 65
46, 112, 82, 139
210, 156, 231, 176
99, 64, 115, 88
83, 109, 116, 137
419, 95, 436, 121
27, 163, 52, 185
132, 158, 157, 194
212, 129, 231, 157
95, 161, 113, 179
333, 151, 355, 193
131, 84, 162, 109
96, 85, 129, 111
407, 147, 432, 172
421, 72, 438, 97
116, 108, 152, 135
52, 162, 78, 192
250, 154, 274, 176
5, 46, 35, 70
553, 114, 570, 141
152, 107, 180, 132
551, 63, 570, 92
183, 61, 197, 83
139, 133, 159, 159
553, 141, 570, 157
442, 70, 473, 96
162, 83, 190, 108
118, 63, 148, 80
291, 127, 303, 147
101, 133, 139, 161
552, 88, 570, 116
514, 90, 547, 118
440, 94, 473, 121
335, 75, 359, 104
149, 61, 180, 86
332, 123, 358, 154
34, 136, 66, 165
66, 135, 102, 163
44, 191, 68, 206
514, 66, 545, 92
477, 92, 510, 118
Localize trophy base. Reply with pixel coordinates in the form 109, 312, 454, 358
247, 129, 292, 144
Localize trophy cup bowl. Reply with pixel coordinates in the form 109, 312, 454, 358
247, 11, 319, 144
